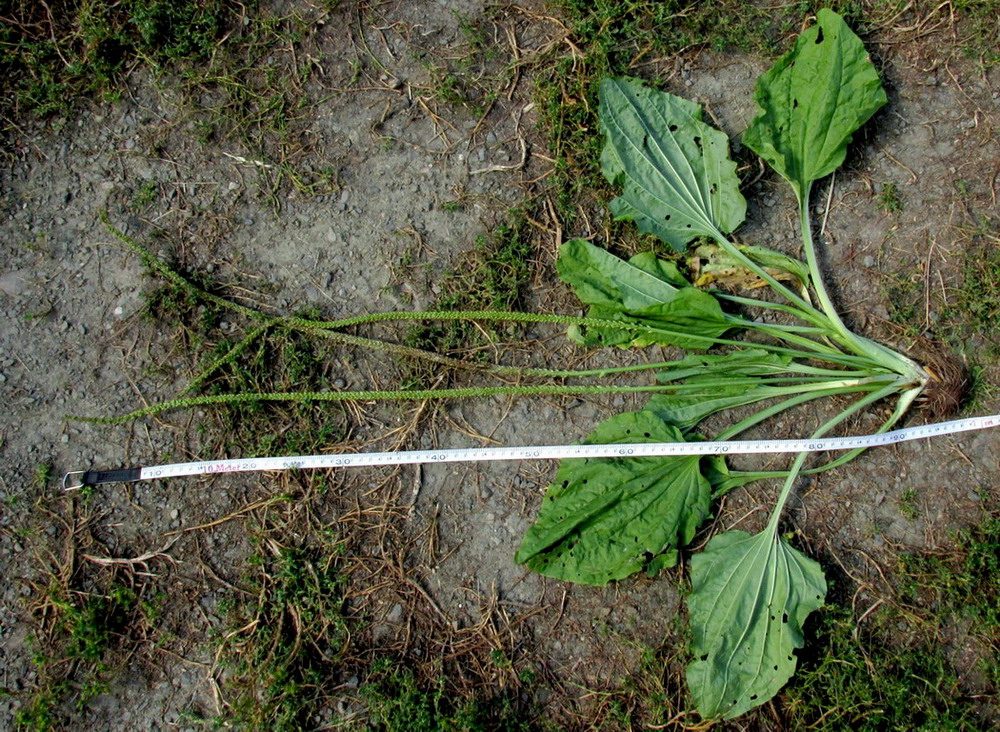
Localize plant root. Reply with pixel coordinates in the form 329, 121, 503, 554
916, 345, 971, 419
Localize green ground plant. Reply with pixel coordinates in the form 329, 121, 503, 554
16, 567, 154, 731
0, 0, 336, 202
953, 0, 1000, 65
79, 10, 986, 724
877, 181, 903, 213
954, 237, 1000, 352
783, 603, 984, 730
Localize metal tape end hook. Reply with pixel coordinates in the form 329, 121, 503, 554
62, 471, 87, 491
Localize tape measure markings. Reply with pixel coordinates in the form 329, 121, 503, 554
63, 413, 999, 490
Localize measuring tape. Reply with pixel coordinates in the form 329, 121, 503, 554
63, 413, 999, 490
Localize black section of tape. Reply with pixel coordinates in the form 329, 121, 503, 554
81, 468, 143, 486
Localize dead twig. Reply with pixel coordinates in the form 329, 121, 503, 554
82, 535, 180, 568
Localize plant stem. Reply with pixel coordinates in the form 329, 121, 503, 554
796, 188, 926, 381
728, 384, 923, 486
737, 321, 855, 359
713, 378, 901, 443
797, 186, 847, 325
716, 293, 815, 320
709, 232, 825, 324
295, 325, 568, 379
764, 382, 903, 536
289, 308, 880, 369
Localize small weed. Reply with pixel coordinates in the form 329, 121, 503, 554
22, 233, 47, 253
427, 67, 471, 109
0, 0, 235, 117
953, 0, 1000, 65
17, 577, 151, 730
952, 242, 1000, 351
940, 178, 1000, 355
131, 180, 159, 208
783, 600, 984, 729
1, 1, 339, 204
144, 275, 224, 337
22, 306, 54, 321
884, 270, 923, 334
404, 213, 534, 359
217, 541, 350, 730
457, 12, 499, 62
877, 181, 903, 213
786, 514, 1000, 728
898, 487, 920, 519
897, 514, 1000, 636
32, 462, 53, 490
13, 682, 63, 731
960, 363, 997, 415
404, 8, 512, 118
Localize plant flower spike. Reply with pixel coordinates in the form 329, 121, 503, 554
84, 9, 973, 724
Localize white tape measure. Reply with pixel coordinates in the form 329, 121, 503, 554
63, 413, 999, 490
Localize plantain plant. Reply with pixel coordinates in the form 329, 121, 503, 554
86, 9, 967, 722
515, 9, 951, 719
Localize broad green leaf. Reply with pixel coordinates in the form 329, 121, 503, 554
599, 77, 746, 251
557, 238, 688, 311
742, 9, 887, 199
557, 238, 732, 349
686, 529, 827, 720
516, 411, 712, 586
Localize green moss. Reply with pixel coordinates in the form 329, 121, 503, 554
0, 0, 238, 116
361, 660, 538, 731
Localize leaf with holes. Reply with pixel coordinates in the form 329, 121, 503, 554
599, 76, 746, 251
557, 238, 733, 349
515, 410, 712, 586
742, 8, 887, 199
686, 529, 827, 720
